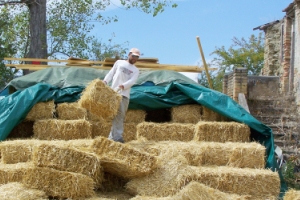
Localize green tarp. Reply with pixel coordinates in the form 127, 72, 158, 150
1, 66, 287, 195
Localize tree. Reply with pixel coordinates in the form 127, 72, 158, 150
198, 69, 224, 92
0, 0, 177, 59
211, 33, 264, 75
0, 19, 17, 89
199, 33, 264, 91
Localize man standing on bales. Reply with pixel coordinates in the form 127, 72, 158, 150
102, 48, 141, 143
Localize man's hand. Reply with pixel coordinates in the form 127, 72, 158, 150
119, 85, 124, 90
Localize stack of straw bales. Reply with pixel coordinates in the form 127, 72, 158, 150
30, 79, 121, 140
0, 137, 157, 199
2, 82, 283, 199
8, 100, 55, 139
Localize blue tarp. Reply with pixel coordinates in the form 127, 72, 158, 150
0, 87, 9, 97
1, 67, 287, 195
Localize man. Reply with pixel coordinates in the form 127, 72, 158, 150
103, 48, 140, 143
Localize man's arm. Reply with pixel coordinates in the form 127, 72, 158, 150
122, 69, 140, 90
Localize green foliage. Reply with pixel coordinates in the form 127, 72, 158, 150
120, 0, 177, 17
282, 157, 300, 190
210, 33, 264, 75
198, 69, 224, 92
0, 17, 17, 89
0, 5, 29, 58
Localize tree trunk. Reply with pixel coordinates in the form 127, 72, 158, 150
26, 0, 47, 59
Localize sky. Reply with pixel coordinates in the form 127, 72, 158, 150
90, 0, 291, 81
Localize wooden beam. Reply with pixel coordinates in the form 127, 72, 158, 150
6, 64, 112, 71
196, 36, 213, 89
7, 64, 217, 73
4, 57, 218, 72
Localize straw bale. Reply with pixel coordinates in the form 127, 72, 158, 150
123, 123, 138, 142
88, 110, 108, 122
25, 100, 55, 121
0, 139, 37, 164
125, 110, 146, 123
7, 121, 34, 139
130, 181, 252, 200
136, 122, 195, 142
65, 139, 95, 151
126, 163, 280, 197
173, 181, 253, 200
128, 141, 265, 169
188, 166, 280, 197
91, 136, 157, 178
130, 195, 170, 200
0, 182, 48, 200
125, 156, 189, 197
202, 106, 229, 122
22, 166, 95, 199
78, 79, 122, 121
171, 104, 202, 123
56, 102, 88, 120
32, 143, 103, 188
86, 190, 134, 200
0, 139, 94, 164
127, 140, 161, 156
91, 121, 112, 138
194, 121, 250, 142
33, 119, 92, 140
0, 162, 34, 184
283, 189, 300, 200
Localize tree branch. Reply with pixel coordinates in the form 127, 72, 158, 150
0, 0, 23, 5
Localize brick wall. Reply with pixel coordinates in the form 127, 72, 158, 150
223, 68, 248, 101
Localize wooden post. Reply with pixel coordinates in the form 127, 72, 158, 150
196, 36, 213, 89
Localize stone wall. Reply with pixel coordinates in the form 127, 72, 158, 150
247, 76, 280, 100
223, 68, 280, 101
282, 16, 292, 94
262, 22, 282, 76
294, 2, 300, 106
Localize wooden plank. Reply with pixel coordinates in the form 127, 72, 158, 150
4, 57, 217, 72
6, 64, 216, 72
6, 64, 49, 70
6, 64, 112, 71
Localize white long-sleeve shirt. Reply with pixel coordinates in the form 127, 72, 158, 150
103, 60, 139, 98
